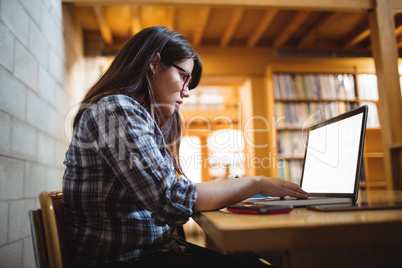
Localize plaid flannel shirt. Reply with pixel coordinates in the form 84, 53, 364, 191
62, 95, 197, 265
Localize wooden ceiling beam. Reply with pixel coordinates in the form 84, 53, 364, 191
343, 28, 370, 49
341, 16, 371, 49
220, 8, 244, 47
247, 8, 278, 47
343, 22, 402, 49
297, 12, 338, 48
395, 24, 402, 36
395, 24, 402, 48
63, 0, 374, 11
130, 6, 142, 35
274, 10, 311, 48
193, 7, 211, 46
93, 5, 113, 45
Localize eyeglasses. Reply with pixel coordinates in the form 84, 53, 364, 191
171, 63, 191, 91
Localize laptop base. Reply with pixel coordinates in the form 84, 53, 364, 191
245, 197, 352, 208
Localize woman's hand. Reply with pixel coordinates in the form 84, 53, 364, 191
256, 176, 310, 199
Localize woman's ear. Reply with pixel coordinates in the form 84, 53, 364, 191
150, 52, 161, 73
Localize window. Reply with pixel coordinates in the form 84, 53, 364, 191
180, 136, 202, 183
208, 130, 245, 180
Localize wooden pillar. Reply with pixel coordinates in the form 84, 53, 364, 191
368, 0, 402, 189
265, 65, 278, 178
246, 76, 277, 177
199, 135, 210, 182
239, 79, 257, 177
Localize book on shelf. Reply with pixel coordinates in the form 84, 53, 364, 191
277, 131, 305, 158
274, 72, 385, 189
274, 73, 356, 100
361, 101, 380, 128
278, 159, 303, 184
356, 74, 380, 127
275, 102, 359, 128
357, 74, 379, 101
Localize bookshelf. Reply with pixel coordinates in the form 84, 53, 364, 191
356, 74, 385, 189
273, 72, 384, 188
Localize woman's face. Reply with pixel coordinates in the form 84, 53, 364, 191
151, 58, 194, 116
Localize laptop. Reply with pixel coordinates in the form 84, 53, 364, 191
247, 105, 368, 207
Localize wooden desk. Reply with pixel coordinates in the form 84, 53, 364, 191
193, 191, 402, 268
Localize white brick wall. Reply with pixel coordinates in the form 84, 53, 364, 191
0, 22, 14, 71
24, 162, 47, 199
14, 40, 39, 92
0, 0, 86, 266
48, 46, 65, 86
28, 21, 48, 67
22, 237, 36, 268
46, 166, 64, 192
0, 66, 27, 121
9, 199, 36, 242
11, 119, 38, 161
0, 111, 12, 155
19, 0, 42, 28
0, 241, 23, 267
0, 201, 8, 246
38, 65, 57, 105
0, 156, 25, 200
37, 132, 55, 166
26, 89, 48, 131
0, 0, 29, 47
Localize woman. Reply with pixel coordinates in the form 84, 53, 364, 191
63, 26, 309, 267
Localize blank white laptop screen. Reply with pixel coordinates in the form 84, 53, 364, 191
301, 113, 364, 194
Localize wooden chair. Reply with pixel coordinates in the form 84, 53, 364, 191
29, 191, 71, 268
391, 143, 402, 190
29, 191, 188, 268
29, 209, 49, 268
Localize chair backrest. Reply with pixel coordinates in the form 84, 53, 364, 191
39, 191, 71, 268
391, 143, 402, 190
29, 209, 49, 268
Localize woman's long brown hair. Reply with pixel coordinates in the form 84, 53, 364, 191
73, 26, 202, 177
